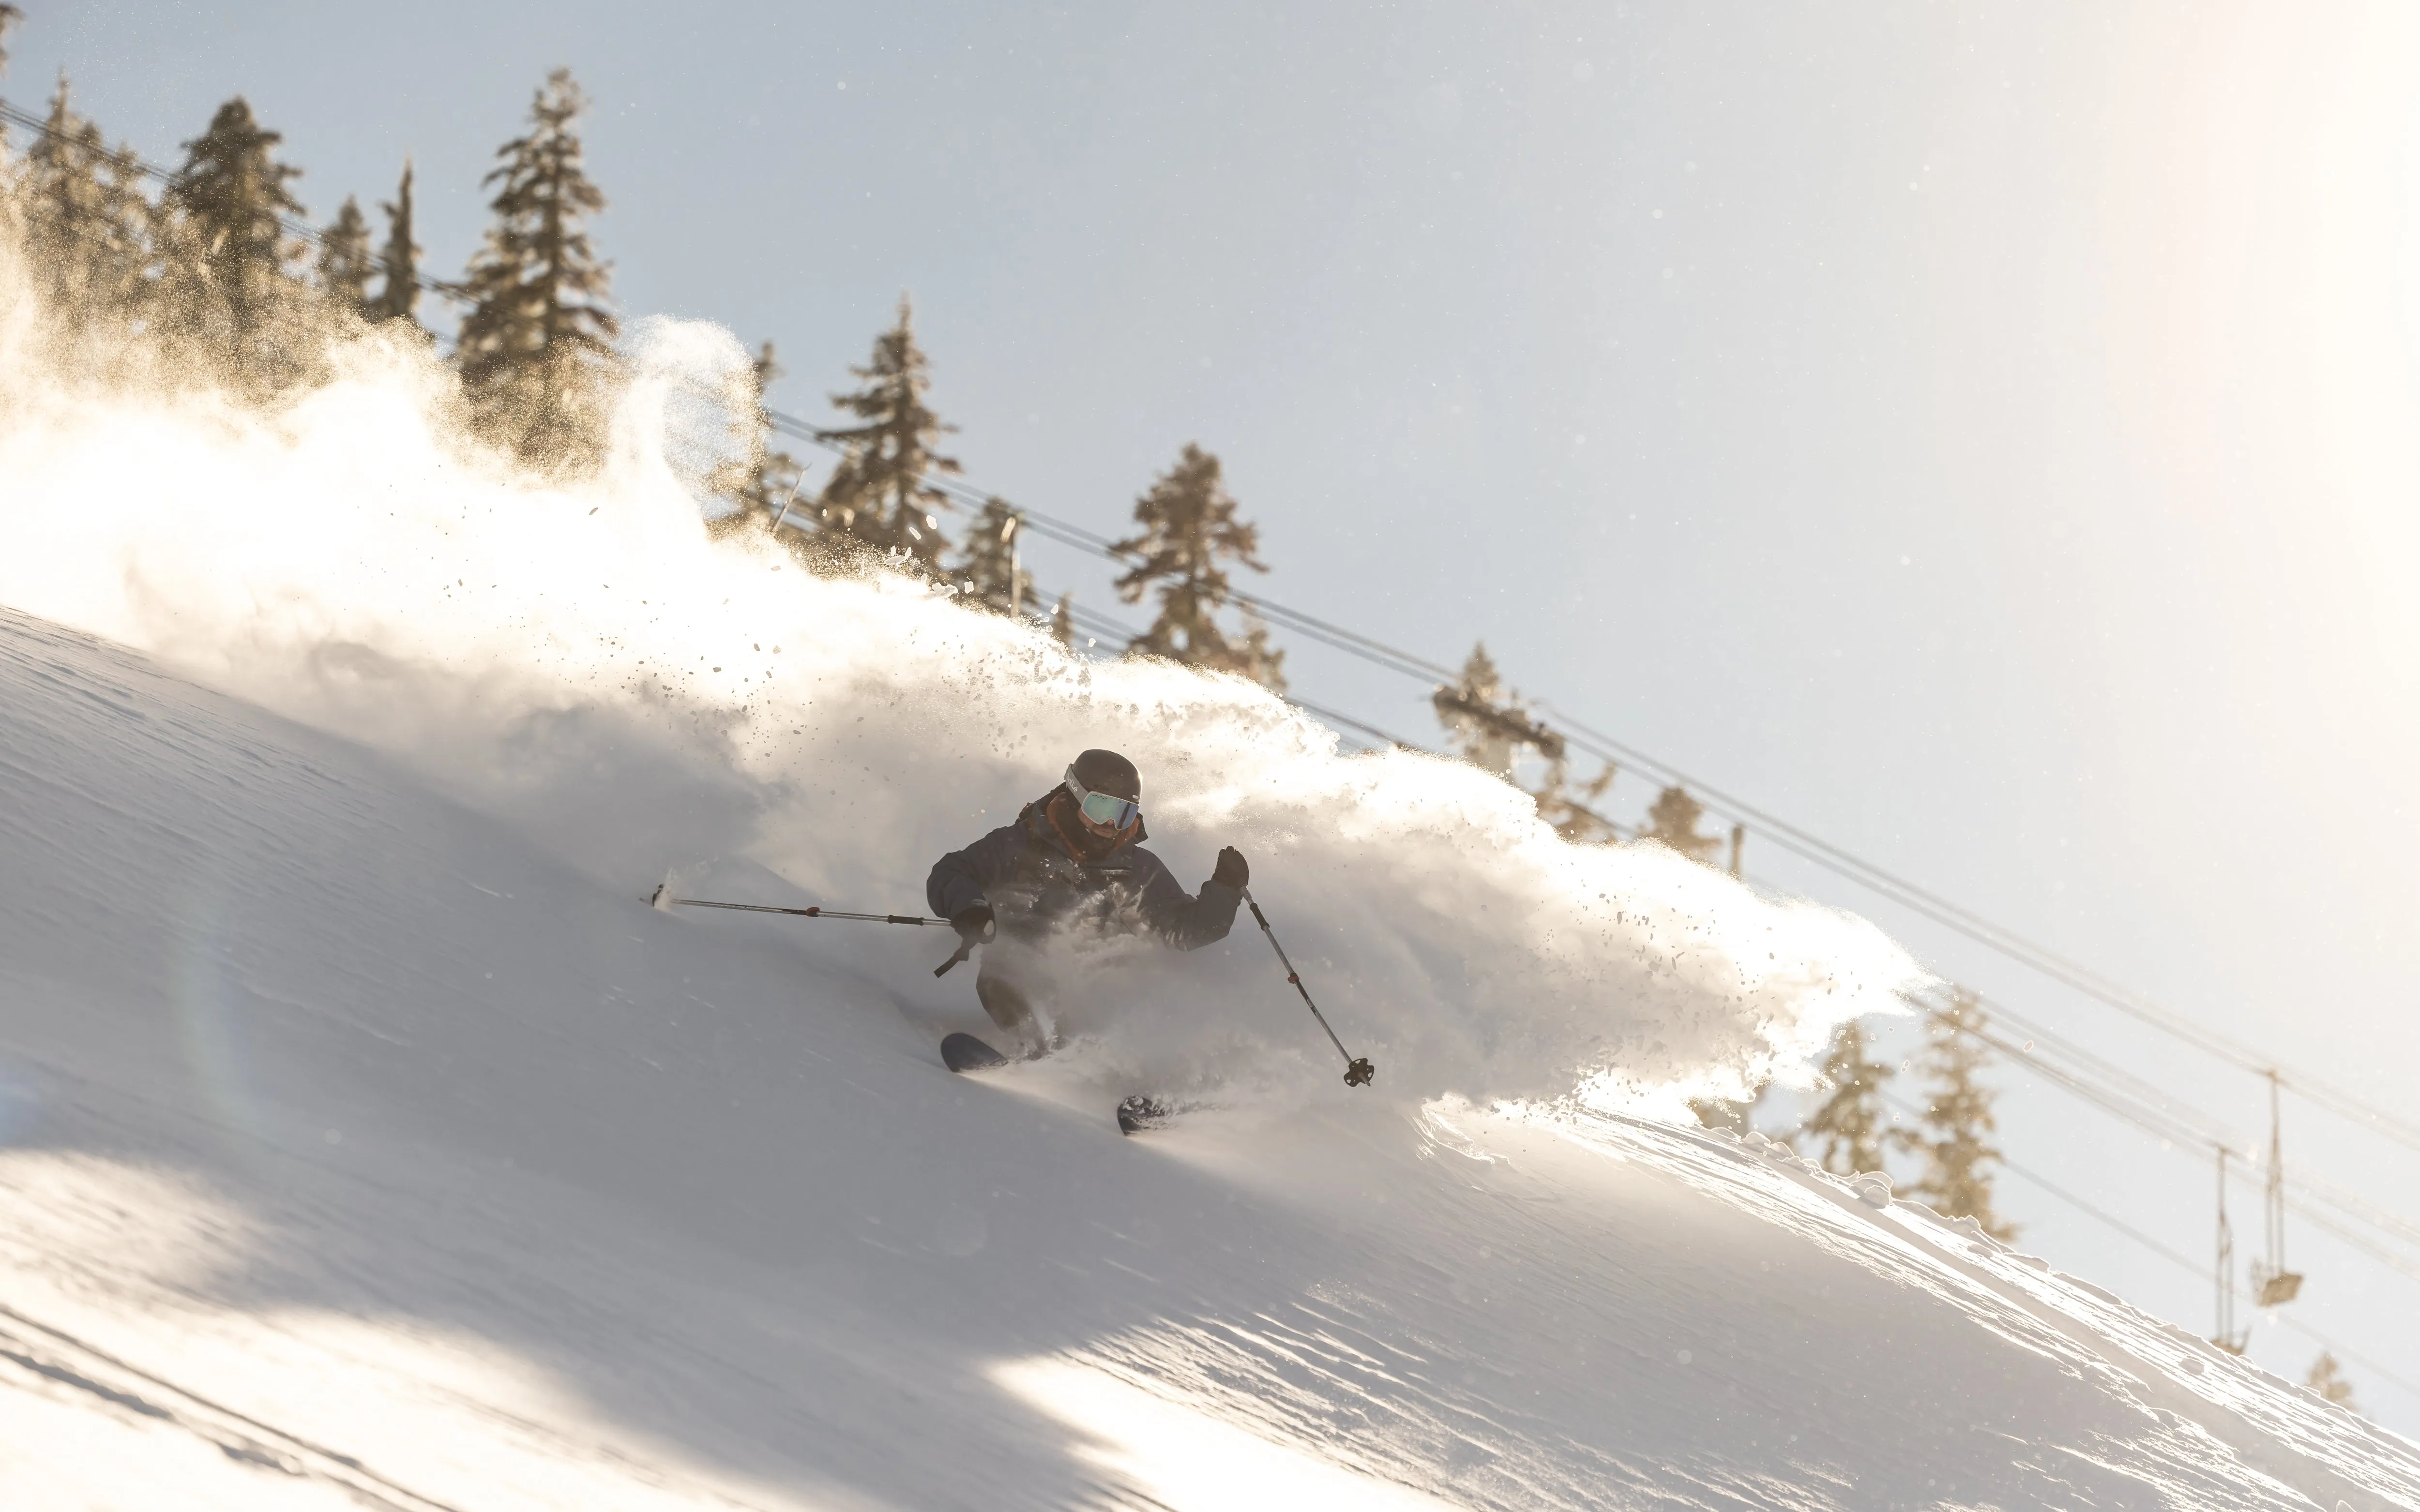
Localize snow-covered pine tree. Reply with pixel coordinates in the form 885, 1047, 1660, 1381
456, 68, 618, 469
1910, 990, 2016, 1239
1639, 786, 1724, 864
0, 6, 20, 79
948, 498, 1035, 617
2305, 1352, 2357, 1410
370, 160, 421, 326
316, 196, 374, 315
159, 97, 308, 380
814, 297, 960, 566
1050, 594, 1075, 648
1112, 443, 1285, 690
1800, 1019, 1902, 1176
17, 78, 152, 327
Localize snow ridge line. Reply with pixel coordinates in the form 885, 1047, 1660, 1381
0, 1300, 467, 1512
1593, 1115, 2420, 1512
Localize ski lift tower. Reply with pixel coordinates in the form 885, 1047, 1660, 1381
2214, 1147, 2248, 1354
2250, 1069, 2304, 1308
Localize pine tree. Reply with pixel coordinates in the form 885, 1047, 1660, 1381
1112, 443, 1285, 690
90, 139, 153, 330
731, 342, 805, 517
0, 6, 20, 78
1050, 594, 1075, 648
1532, 760, 1619, 844
2305, 1352, 2357, 1410
316, 195, 374, 314
1800, 1019, 1903, 1176
1434, 644, 1524, 777
369, 160, 421, 325
948, 498, 1035, 617
1433, 642, 1616, 839
1910, 990, 2016, 1239
159, 96, 307, 365
456, 67, 618, 468
815, 297, 959, 564
17, 77, 151, 324
1639, 786, 1723, 864
708, 339, 812, 551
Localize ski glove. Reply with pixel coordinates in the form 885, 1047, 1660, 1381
1211, 846, 1249, 890
952, 903, 997, 943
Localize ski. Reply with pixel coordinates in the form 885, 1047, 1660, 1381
940, 1032, 1012, 1073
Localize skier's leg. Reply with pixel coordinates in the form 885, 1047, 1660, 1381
975, 958, 1050, 1056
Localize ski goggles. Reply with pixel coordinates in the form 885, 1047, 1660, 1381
1064, 768, 1142, 830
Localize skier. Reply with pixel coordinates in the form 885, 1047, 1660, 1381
927, 748, 1248, 1056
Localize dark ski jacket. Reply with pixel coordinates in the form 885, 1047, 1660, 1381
927, 791, 1241, 951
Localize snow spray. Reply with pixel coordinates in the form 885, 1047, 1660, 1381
0, 238, 1928, 1117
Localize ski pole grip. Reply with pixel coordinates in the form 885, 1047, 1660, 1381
934, 937, 978, 977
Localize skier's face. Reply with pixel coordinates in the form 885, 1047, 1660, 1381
1062, 766, 1142, 837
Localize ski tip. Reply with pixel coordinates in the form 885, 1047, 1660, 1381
940, 1032, 1013, 1074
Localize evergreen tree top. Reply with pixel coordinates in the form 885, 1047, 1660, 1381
169, 96, 305, 240
1111, 444, 1284, 689
28, 75, 104, 192
1113, 444, 1264, 598
0, 6, 21, 78
948, 497, 1035, 616
459, 67, 616, 370
710, 337, 809, 536
18, 75, 150, 325
1458, 644, 1503, 704
1640, 786, 1722, 863
373, 159, 423, 325
455, 68, 617, 467
159, 95, 310, 365
1434, 641, 1566, 778
1910, 990, 2016, 1240
822, 297, 957, 458
816, 297, 961, 561
1800, 1018, 1903, 1176
2305, 1351, 2357, 1410
318, 196, 375, 310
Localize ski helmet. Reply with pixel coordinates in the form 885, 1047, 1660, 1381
1067, 748, 1141, 803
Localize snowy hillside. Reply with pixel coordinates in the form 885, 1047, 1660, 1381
0, 299, 2415, 1507
2, 603, 2416, 1509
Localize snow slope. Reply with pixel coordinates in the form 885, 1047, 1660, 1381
2, 604, 2416, 1510
0, 286, 2416, 1505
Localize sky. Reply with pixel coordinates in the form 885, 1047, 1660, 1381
7, 0, 2420, 1422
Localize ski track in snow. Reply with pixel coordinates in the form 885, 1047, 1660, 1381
1, 608, 2416, 1508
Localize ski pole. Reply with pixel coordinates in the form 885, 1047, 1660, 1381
1242, 887, 1375, 1088
647, 886, 976, 976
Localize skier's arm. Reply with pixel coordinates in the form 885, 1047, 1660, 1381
1134, 853, 1242, 951
927, 824, 1024, 921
